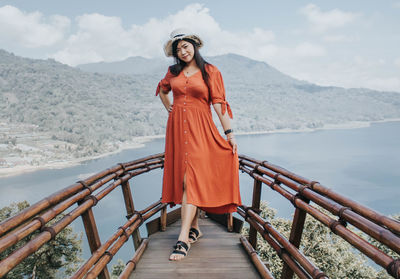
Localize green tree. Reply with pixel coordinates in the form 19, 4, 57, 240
111, 259, 126, 278
241, 201, 399, 279
0, 201, 83, 279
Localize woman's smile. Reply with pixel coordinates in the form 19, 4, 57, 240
177, 40, 194, 62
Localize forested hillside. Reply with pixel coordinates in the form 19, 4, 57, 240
0, 50, 165, 158
1, 49, 400, 168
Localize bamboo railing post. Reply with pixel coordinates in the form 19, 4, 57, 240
119, 238, 149, 279
120, 180, 142, 249
78, 202, 110, 279
249, 177, 262, 249
281, 200, 309, 279
240, 236, 275, 279
160, 205, 167, 231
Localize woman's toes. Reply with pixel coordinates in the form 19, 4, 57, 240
170, 254, 182, 261
170, 240, 190, 261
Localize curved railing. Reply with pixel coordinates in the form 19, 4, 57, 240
0, 153, 166, 279
0, 153, 399, 279
238, 155, 400, 279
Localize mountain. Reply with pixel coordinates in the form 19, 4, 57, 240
77, 56, 170, 75
208, 53, 303, 85
1, 49, 400, 168
77, 53, 301, 85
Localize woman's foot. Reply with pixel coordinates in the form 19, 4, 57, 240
188, 227, 203, 244
169, 240, 190, 261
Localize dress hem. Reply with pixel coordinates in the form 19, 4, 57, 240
162, 200, 241, 214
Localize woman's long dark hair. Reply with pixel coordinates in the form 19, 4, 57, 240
170, 38, 210, 89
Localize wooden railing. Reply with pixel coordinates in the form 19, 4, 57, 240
0, 153, 167, 279
0, 153, 399, 279
238, 155, 400, 279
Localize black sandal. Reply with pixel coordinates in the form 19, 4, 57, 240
189, 228, 201, 243
170, 240, 189, 260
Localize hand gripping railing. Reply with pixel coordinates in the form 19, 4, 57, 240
0, 153, 167, 279
238, 154, 400, 279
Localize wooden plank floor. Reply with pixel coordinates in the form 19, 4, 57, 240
130, 218, 260, 279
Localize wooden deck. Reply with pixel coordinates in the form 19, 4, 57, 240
130, 217, 261, 279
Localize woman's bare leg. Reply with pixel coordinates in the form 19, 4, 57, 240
191, 209, 199, 228
170, 172, 197, 261
188, 209, 203, 243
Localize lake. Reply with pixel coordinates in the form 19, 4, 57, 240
0, 121, 399, 266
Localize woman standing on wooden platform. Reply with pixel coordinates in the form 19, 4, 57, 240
156, 28, 242, 261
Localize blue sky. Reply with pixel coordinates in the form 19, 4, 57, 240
1, 0, 399, 92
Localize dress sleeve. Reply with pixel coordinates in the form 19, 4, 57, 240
208, 66, 233, 119
155, 67, 173, 96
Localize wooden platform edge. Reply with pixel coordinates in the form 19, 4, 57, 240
146, 207, 181, 236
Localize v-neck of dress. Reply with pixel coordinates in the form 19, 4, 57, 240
182, 70, 200, 78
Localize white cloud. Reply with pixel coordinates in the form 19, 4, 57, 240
395, 58, 400, 67
51, 3, 325, 67
53, 13, 136, 65
0, 5, 70, 48
52, 4, 278, 66
299, 4, 358, 32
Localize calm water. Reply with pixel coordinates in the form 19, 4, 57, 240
0, 121, 399, 265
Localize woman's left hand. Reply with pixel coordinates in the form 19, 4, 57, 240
228, 137, 238, 154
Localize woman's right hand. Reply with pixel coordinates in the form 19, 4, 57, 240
228, 136, 238, 154
167, 104, 173, 113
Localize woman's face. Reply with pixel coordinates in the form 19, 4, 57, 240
176, 40, 195, 63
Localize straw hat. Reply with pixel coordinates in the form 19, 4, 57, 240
163, 28, 204, 57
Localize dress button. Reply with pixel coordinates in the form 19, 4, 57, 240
184, 120, 186, 122
185, 141, 188, 144
184, 131, 187, 133
185, 161, 187, 163
183, 109, 186, 112
185, 152, 188, 155
184, 102, 186, 105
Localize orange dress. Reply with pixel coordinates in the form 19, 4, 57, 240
155, 64, 242, 214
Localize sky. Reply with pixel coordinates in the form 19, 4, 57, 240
0, 0, 400, 92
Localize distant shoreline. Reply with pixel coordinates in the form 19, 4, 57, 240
235, 118, 400, 136
0, 135, 162, 178
1, 118, 399, 178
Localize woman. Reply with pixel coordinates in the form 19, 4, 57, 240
156, 28, 242, 261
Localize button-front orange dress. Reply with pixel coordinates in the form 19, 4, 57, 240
156, 64, 242, 214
